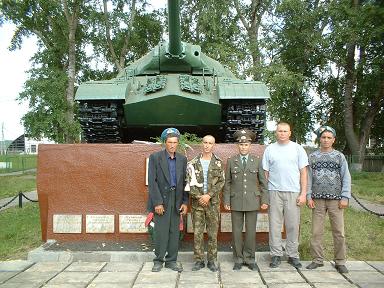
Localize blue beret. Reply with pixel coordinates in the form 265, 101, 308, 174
161, 128, 180, 141
315, 125, 336, 138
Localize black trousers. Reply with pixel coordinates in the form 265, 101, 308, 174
153, 188, 180, 264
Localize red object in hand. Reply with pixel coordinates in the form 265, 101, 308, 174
145, 212, 154, 227
179, 215, 184, 231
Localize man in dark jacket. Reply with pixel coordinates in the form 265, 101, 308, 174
147, 128, 188, 272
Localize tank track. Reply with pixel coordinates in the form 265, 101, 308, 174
78, 101, 123, 143
221, 100, 266, 143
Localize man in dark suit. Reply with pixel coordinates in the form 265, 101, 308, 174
147, 128, 188, 272
223, 129, 268, 271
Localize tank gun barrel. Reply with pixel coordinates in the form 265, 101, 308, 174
167, 0, 182, 56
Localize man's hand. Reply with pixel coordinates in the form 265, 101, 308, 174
155, 204, 164, 215
307, 199, 315, 209
339, 199, 348, 209
224, 204, 231, 211
296, 193, 306, 206
260, 204, 268, 210
179, 204, 188, 215
198, 194, 211, 207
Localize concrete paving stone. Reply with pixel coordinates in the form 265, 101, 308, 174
65, 261, 107, 272
46, 271, 97, 284
301, 261, 337, 271
0, 260, 34, 272
262, 271, 306, 284
367, 261, 384, 272
5, 271, 57, 284
179, 270, 219, 283
268, 284, 312, 288
222, 284, 266, 288
258, 261, 298, 272
345, 271, 384, 285
135, 270, 178, 284
90, 271, 137, 284
132, 284, 177, 288
300, 271, 349, 283
0, 272, 18, 284
88, 284, 132, 288
102, 262, 142, 272
313, 284, 357, 288
42, 284, 86, 288
25, 261, 70, 272
220, 271, 263, 284
357, 284, 384, 288
344, 261, 377, 271
71, 252, 112, 262
179, 284, 221, 288
0, 282, 42, 288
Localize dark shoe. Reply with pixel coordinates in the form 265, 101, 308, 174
152, 262, 163, 272
247, 263, 259, 271
306, 262, 324, 270
192, 261, 205, 271
165, 262, 183, 272
207, 261, 218, 272
233, 263, 242, 270
335, 264, 349, 274
270, 256, 281, 268
288, 257, 302, 268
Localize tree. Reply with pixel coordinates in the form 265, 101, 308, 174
85, 0, 162, 75
261, 0, 328, 143
324, 0, 384, 168
179, 0, 246, 76
1, 0, 86, 143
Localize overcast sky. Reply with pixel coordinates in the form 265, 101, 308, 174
0, 23, 37, 141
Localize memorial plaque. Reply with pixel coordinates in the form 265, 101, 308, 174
86, 215, 115, 233
53, 214, 82, 233
119, 214, 147, 233
256, 213, 270, 232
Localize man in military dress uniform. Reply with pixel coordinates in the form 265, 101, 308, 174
223, 129, 268, 271
185, 135, 225, 272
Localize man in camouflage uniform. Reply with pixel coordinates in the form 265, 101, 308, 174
185, 135, 225, 272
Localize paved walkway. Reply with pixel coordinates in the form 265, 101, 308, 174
0, 252, 383, 288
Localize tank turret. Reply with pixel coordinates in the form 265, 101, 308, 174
75, 0, 269, 143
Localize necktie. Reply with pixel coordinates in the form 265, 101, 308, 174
242, 157, 247, 169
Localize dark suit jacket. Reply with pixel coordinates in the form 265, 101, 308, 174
147, 149, 188, 212
223, 154, 268, 211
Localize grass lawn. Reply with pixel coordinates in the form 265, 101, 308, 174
0, 203, 42, 260
351, 172, 384, 204
0, 171, 36, 198
299, 205, 384, 261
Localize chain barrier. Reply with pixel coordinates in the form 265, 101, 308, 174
0, 192, 38, 210
351, 193, 384, 217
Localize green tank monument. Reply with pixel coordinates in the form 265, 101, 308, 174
75, 0, 269, 144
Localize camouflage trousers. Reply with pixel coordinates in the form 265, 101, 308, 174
192, 204, 219, 262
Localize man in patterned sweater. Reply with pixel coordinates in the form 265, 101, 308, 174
306, 125, 351, 274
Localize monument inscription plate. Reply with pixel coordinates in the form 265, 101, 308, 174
86, 215, 115, 233
119, 214, 147, 233
53, 214, 82, 233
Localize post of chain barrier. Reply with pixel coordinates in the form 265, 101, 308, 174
19, 192, 23, 208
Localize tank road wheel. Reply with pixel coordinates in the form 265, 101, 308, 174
78, 101, 124, 143
221, 100, 267, 143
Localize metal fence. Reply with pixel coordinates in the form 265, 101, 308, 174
0, 154, 37, 173
346, 155, 384, 172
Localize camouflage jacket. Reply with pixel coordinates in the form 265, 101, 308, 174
185, 154, 225, 210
